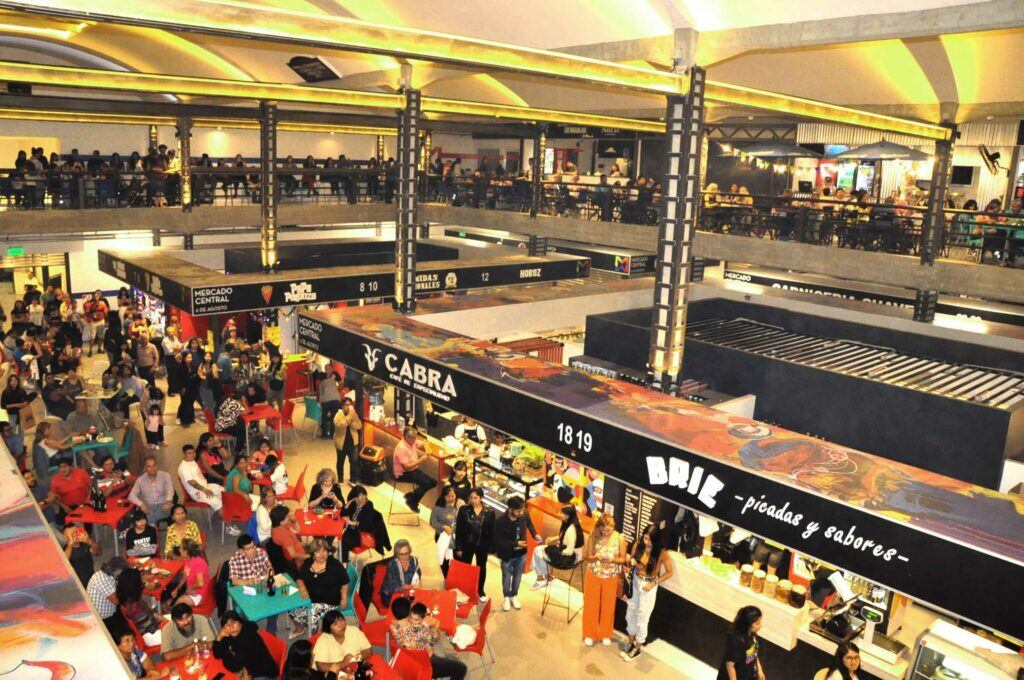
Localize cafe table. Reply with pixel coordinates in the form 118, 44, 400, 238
70, 432, 118, 466
156, 655, 236, 680
406, 588, 458, 635
368, 654, 400, 679
294, 508, 346, 539
227, 574, 311, 635
65, 498, 134, 555
242, 403, 282, 451
75, 387, 119, 428
129, 556, 184, 599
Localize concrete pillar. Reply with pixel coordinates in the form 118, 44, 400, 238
176, 116, 193, 212
394, 88, 420, 314
259, 101, 279, 272
647, 66, 707, 395
915, 125, 955, 322
531, 126, 547, 217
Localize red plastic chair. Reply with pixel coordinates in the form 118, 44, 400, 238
371, 563, 389, 616
276, 464, 306, 504
445, 560, 481, 619
220, 492, 253, 545
122, 607, 161, 657
180, 482, 215, 531
455, 599, 495, 678
354, 595, 392, 648
258, 629, 287, 678
390, 647, 431, 680
204, 408, 234, 452
267, 400, 299, 443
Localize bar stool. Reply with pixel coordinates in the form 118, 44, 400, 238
541, 559, 585, 623
387, 473, 422, 527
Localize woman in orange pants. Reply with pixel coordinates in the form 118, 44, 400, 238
582, 513, 627, 646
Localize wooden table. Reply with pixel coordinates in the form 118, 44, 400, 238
227, 574, 311, 635
66, 498, 135, 555
156, 655, 236, 680
242, 403, 282, 451
295, 508, 346, 539
130, 557, 184, 599
406, 588, 458, 636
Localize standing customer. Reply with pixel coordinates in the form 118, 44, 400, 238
453, 487, 495, 602
582, 513, 626, 647
429, 485, 458, 576
333, 396, 362, 484
135, 334, 159, 385
826, 642, 861, 680
318, 370, 341, 439
494, 495, 541, 612
622, 524, 675, 661
717, 605, 765, 680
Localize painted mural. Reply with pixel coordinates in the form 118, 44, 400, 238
314, 302, 1024, 565
0, 454, 128, 679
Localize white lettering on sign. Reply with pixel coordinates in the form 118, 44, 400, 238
723, 271, 752, 282
646, 457, 724, 509
283, 282, 317, 303
193, 287, 234, 308
297, 317, 322, 347
415, 273, 441, 291
360, 344, 457, 402
519, 268, 542, 279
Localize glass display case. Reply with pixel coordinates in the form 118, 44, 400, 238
909, 620, 1021, 680
473, 457, 543, 512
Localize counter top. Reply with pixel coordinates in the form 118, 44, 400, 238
663, 553, 810, 651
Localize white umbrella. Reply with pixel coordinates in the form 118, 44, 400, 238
833, 140, 929, 161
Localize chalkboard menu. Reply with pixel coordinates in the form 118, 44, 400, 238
621, 485, 659, 546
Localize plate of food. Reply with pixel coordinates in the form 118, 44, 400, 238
97, 436, 114, 443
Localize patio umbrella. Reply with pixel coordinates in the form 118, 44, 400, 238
833, 140, 930, 161
737, 142, 823, 158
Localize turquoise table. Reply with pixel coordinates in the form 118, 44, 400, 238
70, 433, 118, 467
227, 574, 311, 634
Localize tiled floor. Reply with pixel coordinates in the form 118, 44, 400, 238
69, 353, 700, 678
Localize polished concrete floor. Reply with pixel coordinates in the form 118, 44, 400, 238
67, 353, 698, 678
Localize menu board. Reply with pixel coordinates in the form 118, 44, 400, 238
621, 485, 659, 546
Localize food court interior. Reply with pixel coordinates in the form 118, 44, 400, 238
1, 2, 1024, 680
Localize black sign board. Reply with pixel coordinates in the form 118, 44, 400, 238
298, 310, 1024, 639
723, 266, 1024, 328
98, 250, 590, 316
287, 56, 338, 83
547, 124, 639, 140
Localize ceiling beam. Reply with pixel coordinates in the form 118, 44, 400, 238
3, 0, 682, 95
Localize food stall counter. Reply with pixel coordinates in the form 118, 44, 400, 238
796, 624, 908, 680
663, 552, 810, 651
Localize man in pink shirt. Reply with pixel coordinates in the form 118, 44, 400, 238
393, 426, 433, 513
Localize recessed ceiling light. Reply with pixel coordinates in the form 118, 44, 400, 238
986, 115, 994, 121
747, 115, 754, 121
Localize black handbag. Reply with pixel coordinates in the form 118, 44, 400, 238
621, 566, 635, 599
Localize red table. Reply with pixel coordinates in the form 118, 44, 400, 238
130, 557, 184, 599
406, 588, 458, 636
295, 508, 346, 538
368, 653, 400, 679
242, 403, 282, 451
156, 655, 236, 680
66, 498, 135, 556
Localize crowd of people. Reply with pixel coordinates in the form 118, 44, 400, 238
2, 270, 878, 679
2, 146, 401, 209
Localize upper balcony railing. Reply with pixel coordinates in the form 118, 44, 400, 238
1, 164, 1020, 268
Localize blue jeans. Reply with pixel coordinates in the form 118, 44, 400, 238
501, 555, 526, 598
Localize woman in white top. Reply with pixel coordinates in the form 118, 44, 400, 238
826, 641, 862, 680
255, 486, 277, 545
530, 501, 584, 590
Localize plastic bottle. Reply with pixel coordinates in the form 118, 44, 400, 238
201, 635, 210, 659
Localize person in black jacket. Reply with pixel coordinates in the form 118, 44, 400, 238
493, 495, 540, 612
213, 610, 279, 680
340, 485, 391, 567
453, 487, 495, 601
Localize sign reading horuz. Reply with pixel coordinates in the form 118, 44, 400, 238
98, 249, 590, 316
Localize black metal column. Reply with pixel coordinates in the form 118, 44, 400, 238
530, 126, 546, 217
183, 233, 194, 250
915, 127, 955, 322
176, 116, 193, 212
259, 101, 279, 273
647, 67, 707, 394
376, 135, 385, 163
395, 389, 416, 429
394, 89, 420, 315
528, 235, 548, 256
148, 124, 158, 151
